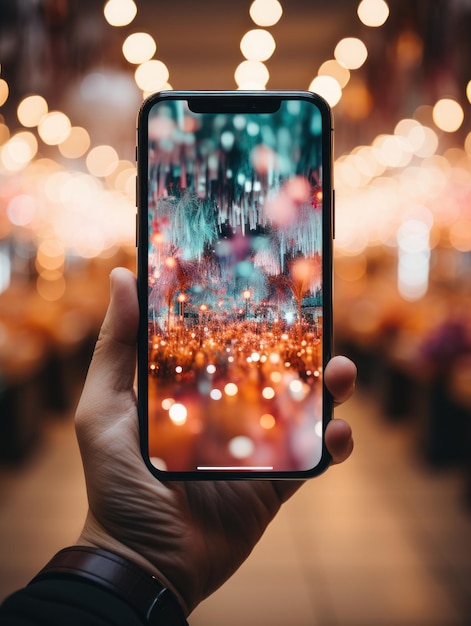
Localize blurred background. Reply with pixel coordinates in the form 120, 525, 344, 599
0, 0, 470, 624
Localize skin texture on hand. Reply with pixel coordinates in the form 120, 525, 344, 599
75, 267, 356, 616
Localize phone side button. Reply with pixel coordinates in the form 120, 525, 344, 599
332, 189, 335, 239
135, 213, 138, 248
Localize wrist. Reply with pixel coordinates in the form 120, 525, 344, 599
33, 545, 189, 625
77, 513, 190, 617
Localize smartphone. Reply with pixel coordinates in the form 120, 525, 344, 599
137, 90, 333, 479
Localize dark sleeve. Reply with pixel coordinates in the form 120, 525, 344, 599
0, 578, 145, 626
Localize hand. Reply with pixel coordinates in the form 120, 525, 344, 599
75, 268, 356, 616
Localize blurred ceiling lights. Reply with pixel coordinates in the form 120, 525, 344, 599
1, 0, 471, 306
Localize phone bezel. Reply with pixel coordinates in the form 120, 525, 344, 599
136, 90, 333, 480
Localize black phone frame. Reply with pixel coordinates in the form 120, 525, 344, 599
136, 90, 334, 480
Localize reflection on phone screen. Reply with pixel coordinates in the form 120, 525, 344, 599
146, 97, 326, 473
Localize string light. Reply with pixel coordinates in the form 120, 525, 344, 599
85, 145, 119, 177
17, 95, 48, 127
234, 60, 270, 89
308, 75, 342, 107
103, 0, 137, 27
357, 0, 389, 27
122, 32, 157, 64
0, 78, 8, 107
240, 29, 276, 62
134, 60, 170, 92
249, 0, 283, 26
1, 132, 38, 171
58, 126, 91, 159
38, 111, 71, 145
1, 0, 471, 298
318, 59, 350, 89
334, 37, 368, 70
432, 98, 464, 133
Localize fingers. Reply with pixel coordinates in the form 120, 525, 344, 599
76, 268, 139, 436
324, 355, 357, 405
325, 418, 353, 465
87, 267, 139, 392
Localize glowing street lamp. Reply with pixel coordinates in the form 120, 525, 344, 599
243, 289, 251, 318
177, 293, 187, 323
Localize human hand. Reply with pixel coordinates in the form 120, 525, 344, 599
75, 267, 356, 616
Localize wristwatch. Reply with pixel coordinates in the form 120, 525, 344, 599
31, 546, 189, 626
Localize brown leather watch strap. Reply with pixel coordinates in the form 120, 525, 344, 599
30, 546, 189, 626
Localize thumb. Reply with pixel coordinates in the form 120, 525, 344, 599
76, 267, 139, 433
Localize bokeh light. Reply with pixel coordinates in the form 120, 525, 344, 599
397, 219, 430, 301
432, 98, 464, 133
228, 436, 254, 459
168, 403, 187, 425
86, 145, 119, 177
17, 95, 48, 127
6, 194, 36, 226
240, 29, 276, 62
38, 111, 71, 145
0, 79, 8, 106
308, 75, 342, 107
260, 413, 276, 429
465, 131, 471, 156
0, 123, 10, 145
318, 59, 350, 88
122, 32, 157, 64
334, 37, 368, 70
36, 240, 65, 271
36, 272, 66, 302
234, 60, 269, 89
249, 0, 283, 26
467, 80, 471, 104
103, 0, 137, 27
58, 126, 91, 159
357, 0, 389, 27
449, 219, 471, 252
262, 386, 275, 399
1, 132, 38, 171
224, 382, 239, 396
134, 60, 169, 92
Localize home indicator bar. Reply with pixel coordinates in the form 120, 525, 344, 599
197, 466, 274, 471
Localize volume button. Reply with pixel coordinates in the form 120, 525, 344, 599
332, 189, 335, 239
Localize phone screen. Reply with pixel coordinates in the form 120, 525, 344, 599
137, 91, 333, 478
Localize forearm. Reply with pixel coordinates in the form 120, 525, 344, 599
0, 546, 189, 626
